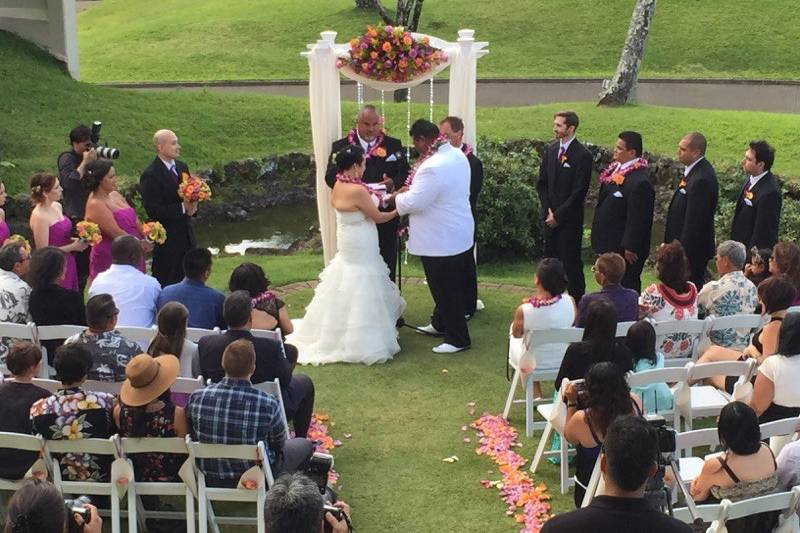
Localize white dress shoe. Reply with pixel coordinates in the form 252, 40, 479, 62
432, 343, 469, 354
416, 324, 443, 336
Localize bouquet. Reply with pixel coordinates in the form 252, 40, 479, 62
4, 234, 31, 254
141, 221, 167, 245
178, 172, 212, 202
338, 24, 446, 83
76, 221, 103, 246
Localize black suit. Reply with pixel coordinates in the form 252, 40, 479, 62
463, 149, 484, 316
325, 134, 408, 281
731, 171, 782, 250
591, 167, 654, 293
198, 329, 315, 437
140, 157, 196, 287
664, 158, 719, 289
537, 139, 593, 301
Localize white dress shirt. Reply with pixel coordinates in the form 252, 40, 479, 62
559, 136, 575, 154
683, 156, 704, 177
749, 170, 768, 188
395, 143, 473, 257
89, 264, 162, 327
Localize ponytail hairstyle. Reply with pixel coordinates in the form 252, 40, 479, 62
147, 302, 188, 359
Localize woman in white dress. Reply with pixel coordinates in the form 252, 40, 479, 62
290, 145, 405, 365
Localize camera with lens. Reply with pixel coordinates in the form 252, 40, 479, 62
649, 415, 677, 457
64, 495, 91, 533
89, 121, 120, 160
643, 415, 680, 514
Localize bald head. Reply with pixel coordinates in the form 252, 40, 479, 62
683, 132, 707, 155
111, 235, 142, 267
677, 132, 706, 166
356, 105, 381, 142
153, 129, 181, 160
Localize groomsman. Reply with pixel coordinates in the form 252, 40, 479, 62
591, 131, 654, 293
731, 140, 781, 251
664, 132, 719, 289
439, 116, 483, 316
325, 105, 408, 281
536, 111, 593, 302
140, 129, 197, 287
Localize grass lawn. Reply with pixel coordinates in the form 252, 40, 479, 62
203, 252, 662, 531
4, 30, 800, 195
77, 0, 800, 83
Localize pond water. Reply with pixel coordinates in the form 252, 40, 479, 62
195, 201, 318, 255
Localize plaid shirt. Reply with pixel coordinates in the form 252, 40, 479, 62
186, 377, 285, 482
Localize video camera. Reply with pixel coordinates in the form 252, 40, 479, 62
90, 121, 120, 159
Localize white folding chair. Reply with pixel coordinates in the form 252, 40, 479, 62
186, 327, 220, 343
674, 427, 721, 484
31, 377, 61, 393
651, 318, 709, 368
44, 436, 129, 533
626, 366, 688, 423
172, 376, 205, 395
529, 377, 577, 494
676, 360, 757, 430
760, 416, 800, 457
254, 378, 290, 439
115, 325, 157, 350
615, 321, 636, 337
186, 438, 271, 533
251, 328, 282, 342
35, 324, 86, 376
580, 452, 604, 508
0, 321, 39, 375
0, 432, 47, 490
673, 486, 800, 532
503, 327, 583, 436
119, 436, 195, 533
83, 379, 123, 395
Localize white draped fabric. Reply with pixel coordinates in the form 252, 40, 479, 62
304, 29, 488, 263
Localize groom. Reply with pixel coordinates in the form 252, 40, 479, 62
392, 119, 473, 354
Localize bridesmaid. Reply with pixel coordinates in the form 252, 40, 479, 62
29, 173, 87, 291
83, 160, 150, 281
0, 180, 9, 244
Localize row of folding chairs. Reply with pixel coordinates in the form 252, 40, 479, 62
530, 359, 758, 494
0, 320, 284, 378
504, 313, 765, 436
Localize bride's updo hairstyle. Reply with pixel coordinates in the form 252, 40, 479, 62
83, 159, 114, 192
335, 145, 365, 173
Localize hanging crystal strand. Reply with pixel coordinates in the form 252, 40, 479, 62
406, 87, 412, 160
380, 90, 386, 124
429, 77, 434, 122
356, 82, 363, 108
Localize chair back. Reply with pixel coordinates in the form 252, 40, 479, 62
0, 432, 46, 490
186, 327, 220, 343
31, 378, 61, 394
615, 321, 635, 337
685, 359, 756, 382
172, 376, 205, 395
251, 328, 282, 342
626, 366, 688, 388
116, 326, 157, 347
675, 427, 720, 451
253, 379, 290, 439
35, 324, 85, 341
84, 380, 123, 395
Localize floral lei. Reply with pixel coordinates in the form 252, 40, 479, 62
461, 143, 474, 157
524, 293, 562, 308
252, 290, 276, 308
347, 128, 386, 159
598, 157, 649, 186
404, 134, 450, 187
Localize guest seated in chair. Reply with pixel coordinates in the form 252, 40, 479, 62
148, 302, 199, 379
510, 258, 575, 399
114, 354, 188, 482
770, 241, 800, 306
696, 275, 795, 390
563, 362, 643, 508
690, 401, 779, 533
0, 240, 32, 364
745, 246, 772, 288
4, 478, 103, 533
187, 339, 314, 488
0, 342, 50, 480
556, 299, 633, 390
157, 248, 225, 330
574, 253, 638, 327
627, 320, 673, 414
639, 241, 698, 359
30, 343, 116, 482
749, 313, 800, 422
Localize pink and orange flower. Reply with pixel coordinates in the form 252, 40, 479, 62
178, 172, 212, 203
76, 221, 102, 246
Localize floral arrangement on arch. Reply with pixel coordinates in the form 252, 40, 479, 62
338, 24, 446, 83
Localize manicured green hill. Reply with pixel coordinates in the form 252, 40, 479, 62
3, 30, 800, 196
77, 0, 800, 82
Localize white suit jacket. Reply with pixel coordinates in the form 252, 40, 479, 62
395, 143, 474, 257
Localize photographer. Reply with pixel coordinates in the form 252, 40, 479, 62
4, 478, 102, 533
542, 415, 691, 532
264, 472, 351, 533
57, 124, 95, 292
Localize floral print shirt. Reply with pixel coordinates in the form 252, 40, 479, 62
65, 329, 141, 382
697, 271, 758, 350
0, 269, 31, 366
640, 282, 698, 359
30, 387, 116, 482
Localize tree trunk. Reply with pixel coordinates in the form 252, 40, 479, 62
408, 0, 425, 31
354, 0, 375, 8
598, 0, 656, 106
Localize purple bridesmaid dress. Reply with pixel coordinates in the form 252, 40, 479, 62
0, 220, 10, 245
89, 206, 145, 280
48, 216, 78, 291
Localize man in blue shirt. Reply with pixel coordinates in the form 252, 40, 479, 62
157, 248, 225, 329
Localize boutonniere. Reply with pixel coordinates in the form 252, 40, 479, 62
678, 179, 687, 189
347, 128, 386, 160
560, 153, 568, 165
374, 147, 387, 158
611, 173, 625, 186
745, 191, 754, 201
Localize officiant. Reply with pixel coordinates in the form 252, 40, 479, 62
325, 105, 408, 281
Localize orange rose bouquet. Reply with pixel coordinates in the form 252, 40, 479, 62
178, 172, 212, 203
141, 221, 167, 245
76, 221, 103, 246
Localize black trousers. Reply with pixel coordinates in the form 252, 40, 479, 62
463, 246, 478, 316
621, 250, 647, 294
377, 219, 399, 281
545, 224, 585, 302
283, 374, 315, 438
152, 244, 189, 288
421, 250, 472, 348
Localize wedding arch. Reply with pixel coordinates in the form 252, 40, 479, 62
303, 29, 488, 263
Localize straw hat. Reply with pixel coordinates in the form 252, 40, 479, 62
119, 354, 180, 407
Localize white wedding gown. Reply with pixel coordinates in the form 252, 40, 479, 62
288, 207, 405, 365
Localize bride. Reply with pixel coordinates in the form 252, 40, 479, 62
289, 144, 406, 365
